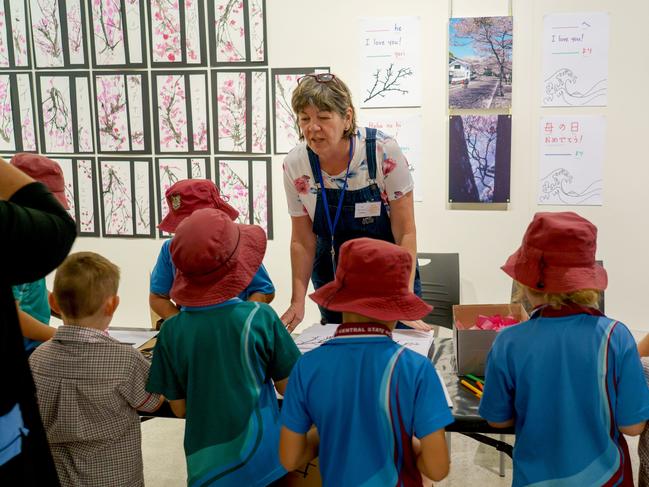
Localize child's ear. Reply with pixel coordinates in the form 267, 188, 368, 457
48, 292, 61, 315
104, 295, 120, 317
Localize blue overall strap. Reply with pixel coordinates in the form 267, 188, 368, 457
365, 128, 378, 180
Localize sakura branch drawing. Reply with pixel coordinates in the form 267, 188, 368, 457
66, 0, 84, 61
31, 0, 63, 66
0, 7, 9, 67
133, 161, 152, 235
151, 0, 182, 63
215, 72, 246, 152
101, 161, 134, 235
364, 64, 413, 103
91, 0, 124, 63
252, 161, 269, 235
41, 77, 74, 152
213, 0, 246, 63
0, 76, 13, 146
9, 1, 30, 67
218, 160, 249, 224
250, 71, 267, 153
96, 74, 128, 151
248, 0, 265, 61
157, 74, 188, 151
17, 74, 36, 151
76, 159, 98, 234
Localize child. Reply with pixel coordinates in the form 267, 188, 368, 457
279, 237, 453, 486
29, 252, 163, 487
10, 153, 71, 352
146, 208, 301, 486
479, 212, 649, 486
150, 179, 275, 320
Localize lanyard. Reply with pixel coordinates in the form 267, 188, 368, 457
314, 137, 354, 271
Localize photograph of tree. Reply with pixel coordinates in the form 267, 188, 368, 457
0, 0, 30, 69
37, 73, 94, 153
215, 157, 272, 238
209, 0, 266, 65
30, 0, 88, 68
448, 114, 511, 204
448, 16, 513, 109
94, 72, 150, 153
149, 0, 206, 66
271, 67, 329, 154
213, 69, 269, 154
99, 158, 154, 238
152, 72, 209, 154
155, 157, 210, 236
55, 157, 100, 236
0, 73, 37, 153
89, 0, 146, 67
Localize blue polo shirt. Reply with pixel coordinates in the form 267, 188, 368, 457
281, 324, 453, 486
150, 239, 274, 300
12, 278, 50, 352
479, 305, 649, 486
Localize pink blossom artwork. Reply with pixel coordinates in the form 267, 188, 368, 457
66, 0, 85, 65
250, 70, 267, 153
248, 0, 265, 62
0, 5, 11, 68
133, 160, 152, 235
189, 74, 209, 151
0, 1, 30, 69
55, 158, 76, 220
210, 0, 266, 65
17, 74, 36, 151
127, 75, 146, 150
252, 159, 269, 236
39, 75, 74, 152
215, 71, 246, 152
76, 158, 99, 234
30, 0, 87, 68
0, 75, 15, 151
155, 73, 189, 152
150, 0, 205, 65
90, 0, 145, 66
218, 159, 249, 224
75, 78, 94, 152
0, 74, 38, 152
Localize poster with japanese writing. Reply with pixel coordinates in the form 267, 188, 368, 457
271, 67, 329, 154
155, 157, 211, 237
94, 72, 150, 153
448, 16, 513, 109
209, 0, 266, 65
30, 0, 88, 68
542, 12, 608, 107
0, 0, 30, 69
55, 157, 100, 236
213, 69, 269, 154
215, 157, 272, 238
360, 114, 422, 202
152, 72, 210, 154
99, 158, 154, 238
89, 0, 146, 67
0, 73, 37, 152
149, 0, 206, 66
448, 114, 511, 204
538, 116, 605, 205
37, 73, 94, 153
359, 16, 421, 108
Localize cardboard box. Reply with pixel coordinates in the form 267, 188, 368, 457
453, 303, 529, 376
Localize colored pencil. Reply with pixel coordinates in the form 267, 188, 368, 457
460, 379, 483, 398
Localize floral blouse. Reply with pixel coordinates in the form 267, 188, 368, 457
282, 127, 414, 220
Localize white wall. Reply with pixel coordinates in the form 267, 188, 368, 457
64, 0, 649, 333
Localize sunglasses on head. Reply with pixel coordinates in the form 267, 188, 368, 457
297, 73, 336, 84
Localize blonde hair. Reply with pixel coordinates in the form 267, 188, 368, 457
291, 74, 357, 139
54, 252, 120, 319
515, 282, 600, 310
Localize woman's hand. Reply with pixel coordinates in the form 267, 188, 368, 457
400, 319, 433, 331
281, 301, 305, 332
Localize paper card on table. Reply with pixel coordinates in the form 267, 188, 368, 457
108, 329, 158, 348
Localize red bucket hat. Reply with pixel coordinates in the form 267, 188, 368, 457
11, 153, 69, 209
309, 238, 432, 321
169, 208, 266, 307
159, 179, 239, 233
501, 212, 607, 293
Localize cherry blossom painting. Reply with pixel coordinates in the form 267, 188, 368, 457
30, 0, 88, 68
89, 0, 146, 67
155, 157, 210, 236
54, 157, 100, 236
99, 158, 154, 238
37, 73, 94, 153
152, 71, 210, 153
271, 67, 329, 154
209, 0, 266, 65
149, 0, 206, 66
0, 73, 37, 153
213, 69, 269, 154
215, 157, 272, 238
94, 72, 150, 153
0, 0, 30, 69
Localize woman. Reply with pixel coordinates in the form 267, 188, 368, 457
281, 73, 425, 331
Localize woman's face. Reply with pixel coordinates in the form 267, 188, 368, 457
297, 105, 351, 157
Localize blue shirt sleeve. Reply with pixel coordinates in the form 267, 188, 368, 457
614, 323, 649, 427
479, 333, 515, 423
150, 239, 175, 296
238, 263, 275, 300
11, 284, 24, 301
280, 360, 313, 434
413, 361, 454, 438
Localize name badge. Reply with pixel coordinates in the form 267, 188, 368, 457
354, 201, 381, 218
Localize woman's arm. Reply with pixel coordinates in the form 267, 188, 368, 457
280, 215, 316, 331
0, 157, 34, 199
389, 191, 417, 289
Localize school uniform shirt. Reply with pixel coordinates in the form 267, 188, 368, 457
280, 324, 453, 487
150, 239, 275, 300
479, 305, 649, 487
29, 326, 162, 487
283, 127, 414, 220
638, 358, 649, 487
12, 278, 50, 352
147, 300, 301, 487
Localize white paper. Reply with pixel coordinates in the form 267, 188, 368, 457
361, 114, 422, 201
542, 12, 609, 106
107, 329, 157, 348
359, 17, 421, 108
437, 370, 453, 408
538, 115, 606, 206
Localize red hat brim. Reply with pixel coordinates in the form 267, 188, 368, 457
159, 201, 239, 233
